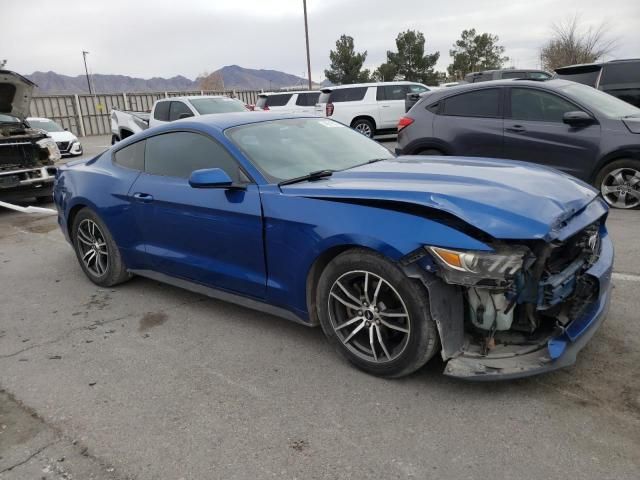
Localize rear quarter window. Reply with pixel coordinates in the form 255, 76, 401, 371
441, 89, 501, 117
113, 140, 145, 171
295, 92, 320, 107
265, 94, 293, 107
328, 87, 368, 102
600, 62, 640, 86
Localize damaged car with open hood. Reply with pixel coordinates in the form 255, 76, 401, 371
54, 113, 613, 380
1, 70, 60, 202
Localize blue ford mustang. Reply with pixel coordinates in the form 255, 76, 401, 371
54, 113, 613, 380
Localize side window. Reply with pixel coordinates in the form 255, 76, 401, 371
528, 71, 552, 80
266, 94, 293, 107
329, 87, 368, 102
502, 71, 525, 79
382, 85, 408, 101
600, 62, 640, 86
408, 84, 428, 94
510, 88, 578, 123
295, 92, 320, 107
145, 132, 241, 181
441, 89, 501, 118
168, 101, 194, 121
153, 101, 170, 121
376, 86, 386, 101
113, 140, 145, 171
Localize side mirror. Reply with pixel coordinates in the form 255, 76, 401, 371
563, 111, 595, 127
178, 112, 194, 119
189, 168, 243, 189
64, 127, 69, 131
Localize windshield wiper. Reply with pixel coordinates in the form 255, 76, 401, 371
279, 169, 334, 186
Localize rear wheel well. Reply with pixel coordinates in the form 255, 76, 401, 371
67, 204, 87, 239
306, 245, 368, 326
350, 116, 376, 130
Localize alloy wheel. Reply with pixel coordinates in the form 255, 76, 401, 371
354, 123, 373, 138
76, 219, 109, 276
601, 167, 640, 209
328, 270, 411, 363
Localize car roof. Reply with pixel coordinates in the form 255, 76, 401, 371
321, 81, 422, 92
169, 111, 320, 130
556, 58, 640, 71
26, 117, 54, 122
428, 78, 574, 94
158, 95, 228, 102
259, 90, 318, 97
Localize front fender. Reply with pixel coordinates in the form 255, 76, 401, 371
261, 189, 490, 319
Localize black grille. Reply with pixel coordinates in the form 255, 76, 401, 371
56, 141, 70, 152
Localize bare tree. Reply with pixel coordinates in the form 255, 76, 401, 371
197, 71, 225, 91
540, 15, 616, 71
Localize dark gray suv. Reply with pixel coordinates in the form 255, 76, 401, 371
397, 79, 640, 209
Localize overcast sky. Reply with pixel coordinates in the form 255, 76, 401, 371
3, 0, 639, 81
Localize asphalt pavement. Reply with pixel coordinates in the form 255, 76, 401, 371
0, 135, 638, 479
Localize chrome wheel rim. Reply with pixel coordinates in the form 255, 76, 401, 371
601, 167, 640, 209
76, 219, 109, 277
354, 123, 373, 137
328, 270, 410, 363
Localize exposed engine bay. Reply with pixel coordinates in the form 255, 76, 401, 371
1, 70, 60, 200
402, 211, 606, 377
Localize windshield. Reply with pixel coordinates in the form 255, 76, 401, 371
189, 97, 247, 115
561, 83, 640, 118
27, 119, 65, 132
226, 118, 394, 182
0, 113, 22, 124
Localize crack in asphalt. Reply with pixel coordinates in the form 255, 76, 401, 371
0, 441, 56, 474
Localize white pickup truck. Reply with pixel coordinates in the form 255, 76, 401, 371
110, 95, 248, 143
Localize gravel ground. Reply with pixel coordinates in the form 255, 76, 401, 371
0, 136, 638, 479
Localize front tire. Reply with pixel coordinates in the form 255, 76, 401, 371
595, 159, 640, 209
316, 249, 439, 378
71, 208, 131, 287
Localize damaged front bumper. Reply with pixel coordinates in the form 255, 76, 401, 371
443, 231, 613, 380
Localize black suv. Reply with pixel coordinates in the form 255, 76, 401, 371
397, 79, 640, 209
464, 69, 553, 83
555, 59, 640, 107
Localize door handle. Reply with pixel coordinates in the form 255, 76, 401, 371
381, 105, 391, 108
132, 192, 154, 203
506, 125, 526, 133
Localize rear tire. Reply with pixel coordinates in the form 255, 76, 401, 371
594, 159, 640, 209
71, 208, 131, 287
351, 118, 375, 138
36, 195, 53, 204
316, 249, 439, 378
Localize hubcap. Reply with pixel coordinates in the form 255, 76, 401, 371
354, 123, 373, 137
328, 271, 410, 363
76, 219, 109, 276
601, 167, 640, 209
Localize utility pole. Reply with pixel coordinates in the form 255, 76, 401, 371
82, 50, 92, 95
303, 0, 312, 90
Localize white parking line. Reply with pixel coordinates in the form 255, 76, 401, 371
612, 272, 640, 282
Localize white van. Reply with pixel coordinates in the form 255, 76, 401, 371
315, 82, 431, 137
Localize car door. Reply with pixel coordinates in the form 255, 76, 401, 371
503, 87, 601, 179
377, 85, 409, 129
432, 87, 504, 157
129, 130, 266, 298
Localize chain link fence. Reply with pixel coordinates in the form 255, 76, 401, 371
29, 90, 262, 137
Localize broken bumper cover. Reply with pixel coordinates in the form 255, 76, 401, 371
0, 166, 56, 200
443, 231, 613, 381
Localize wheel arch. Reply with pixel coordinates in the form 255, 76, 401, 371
350, 115, 377, 130
400, 137, 451, 156
591, 148, 640, 183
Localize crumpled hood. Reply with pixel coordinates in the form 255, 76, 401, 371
0, 70, 36, 120
281, 157, 601, 240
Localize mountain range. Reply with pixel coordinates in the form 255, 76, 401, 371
26, 65, 326, 94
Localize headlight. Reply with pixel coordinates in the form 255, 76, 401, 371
36, 138, 61, 162
428, 245, 531, 287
